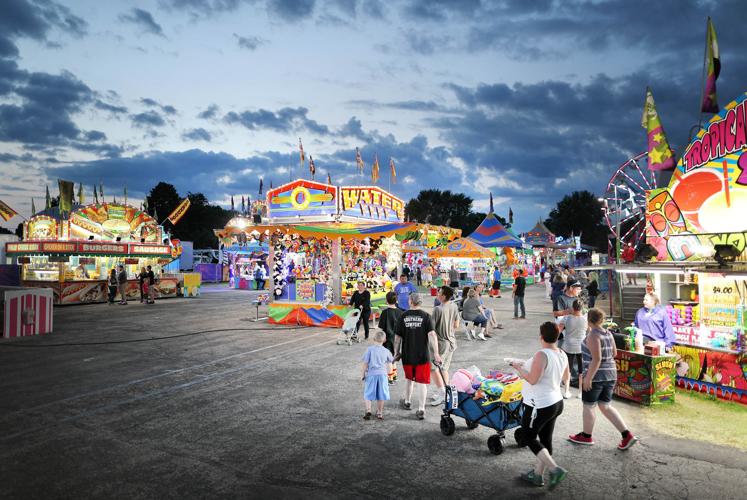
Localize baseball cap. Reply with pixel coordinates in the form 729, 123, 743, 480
567, 279, 582, 288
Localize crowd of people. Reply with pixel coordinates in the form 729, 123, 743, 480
355, 262, 636, 491
107, 265, 159, 305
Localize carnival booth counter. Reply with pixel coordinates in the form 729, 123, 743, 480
5, 204, 179, 304
429, 238, 495, 287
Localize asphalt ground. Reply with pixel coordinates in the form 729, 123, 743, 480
1, 284, 745, 499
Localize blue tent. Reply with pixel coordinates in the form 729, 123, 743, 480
468, 212, 524, 248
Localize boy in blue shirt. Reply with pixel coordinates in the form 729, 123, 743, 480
394, 274, 417, 311
361, 330, 394, 420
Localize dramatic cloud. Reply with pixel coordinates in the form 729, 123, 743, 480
131, 110, 167, 128
223, 106, 330, 135
119, 8, 166, 37
197, 104, 220, 120
266, 0, 316, 22
0, 0, 87, 59
140, 97, 178, 115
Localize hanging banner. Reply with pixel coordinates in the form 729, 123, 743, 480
646, 91, 747, 261
167, 198, 191, 225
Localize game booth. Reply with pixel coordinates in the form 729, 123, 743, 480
429, 237, 496, 288
4, 203, 180, 305
217, 217, 270, 290
616, 90, 747, 405
214, 180, 456, 327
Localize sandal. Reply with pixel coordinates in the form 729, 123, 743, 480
376, 413, 384, 420
363, 412, 372, 420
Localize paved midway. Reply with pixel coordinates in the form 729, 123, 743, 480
1, 284, 745, 499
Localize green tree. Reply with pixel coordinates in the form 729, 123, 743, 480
170, 192, 232, 249
544, 190, 608, 250
145, 182, 180, 222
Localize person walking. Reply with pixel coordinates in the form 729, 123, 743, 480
544, 266, 553, 299
568, 308, 638, 450
394, 274, 417, 311
553, 280, 581, 319
448, 265, 459, 289
429, 286, 460, 406
509, 322, 569, 490
550, 272, 566, 311
558, 300, 587, 398
394, 293, 441, 420
138, 267, 147, 303
350, 281, 372, 340
512, 268, 526, 319
254, 263, 267, 290
416, 265, 422, 287
107, 268, 118, 305
586, 272, 599, 308
117, 265, 128, 305
377, 291, 402, 384
361, 330, 393, 420
491, 266, 502, 298
146, 265, 156, 304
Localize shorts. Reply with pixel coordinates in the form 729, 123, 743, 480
582, 380, 616, 406
363, 374, 390, 401
433, 344, 455, 372
403, 363, 431, 384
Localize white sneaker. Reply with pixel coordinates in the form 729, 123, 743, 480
563, 391, 571, 399
577, 392, 582, 399
466, 329, 475, 340
430, 394, 444, 406
477, 332, 487, 341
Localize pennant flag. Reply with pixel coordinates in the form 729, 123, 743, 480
124, 185, 128, 205
509, 206, 514, 225
93, 184, 98, 204
99, 180, 104, 201
45, 185, 51, 210
372, 154, 380, 183
31, 197, 36, 215
259, 178, 263, 195
153, 207, 159, 222
0, 199, 18, 221
113, 195, 117, 204
355, 147, 364, 173
241, 195, 246, 214
389, 157, 396, 183
270, 180, 273, 190
167, 198, 191, 225
231, 195, 235, 212
299, 138, 305, 166
327, 172, 332, 185
58, 179, 74, 214
701, 17, 720, 114
641, 87, 676, 171
489, 192, 494, 213
78, 183, 85, 205
309, 155, 316, 177
143, 196, 148, 211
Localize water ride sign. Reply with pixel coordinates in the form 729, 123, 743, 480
339, 186, 404, 222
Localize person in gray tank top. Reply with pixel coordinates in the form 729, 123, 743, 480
568, 308, 638, 451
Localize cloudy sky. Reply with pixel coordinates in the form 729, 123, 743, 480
2, 0, 747, 233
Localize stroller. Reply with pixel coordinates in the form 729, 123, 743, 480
337, 309, 362, 345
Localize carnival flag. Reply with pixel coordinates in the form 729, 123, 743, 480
355, 147, 364, 173
113, 195, 117, 204
231, 195, 235, 212
124, 185, 128, 205
509, 206, 514, 225
143, 196, 148, 212
58, 179, 74, 214
701, 17, 720, 114
641, 87, 676, 171
93, 184, 98, 204
309, 155, 316, 177
31, 197, 36, 215
241, 196, 246, 214
389, 157, 396, 183
45, 185, 51, 210
372, 154, 380, 183
167, 198, 191, 225
78, 183, 85, 204
327, 172, 332, 185
270, 180, 273, 189
299, 138, 305, 166
259, 178, 263, 195
99, 181, 104, 201
0, 199, 18, 221
489, 193, 494, 213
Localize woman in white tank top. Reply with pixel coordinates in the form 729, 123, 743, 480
509, 322, 570, 489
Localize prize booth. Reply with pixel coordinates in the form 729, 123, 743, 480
215, 179, 457, 327
429, 237, 496, 288
4, 204, 179, 304
217, 217, 270, 290
621, 90, 747, 405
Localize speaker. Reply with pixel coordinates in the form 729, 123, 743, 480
714, 244, 740, 267
634, 244, 658, 262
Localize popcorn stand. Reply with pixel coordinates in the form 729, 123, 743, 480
4, 203, 179, 304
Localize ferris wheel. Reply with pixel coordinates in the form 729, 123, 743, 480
601, 152, 656, 249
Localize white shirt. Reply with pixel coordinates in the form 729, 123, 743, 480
521, 348, 568, 408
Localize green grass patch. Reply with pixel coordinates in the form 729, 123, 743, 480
639, 389, 747, 451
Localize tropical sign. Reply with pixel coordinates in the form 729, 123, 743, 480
339, 186, 404, 222
266, 180, 338, 219
646, 91, 747, 261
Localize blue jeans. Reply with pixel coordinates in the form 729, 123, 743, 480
513, 295, 525, 318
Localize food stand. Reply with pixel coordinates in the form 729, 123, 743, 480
214, 179, 440, 327
636, 90, 747, 405
4, 203, 178, 304
614, 349, 677, 405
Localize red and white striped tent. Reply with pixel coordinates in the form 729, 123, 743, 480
1, 287, 54, 339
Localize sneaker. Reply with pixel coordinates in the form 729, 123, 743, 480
618, 433, 639, 450
476, 332, 487, 341
400, 399, 412, 410
548, 467, 567, 490
577, 392, 582, 399
519, 470, 544, 487
429, 394, 444, 406
568, 433, 594, 445
563, 391, 571, 399
415, 410, 425, 420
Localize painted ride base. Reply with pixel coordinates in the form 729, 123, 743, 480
268, 302, 358, 327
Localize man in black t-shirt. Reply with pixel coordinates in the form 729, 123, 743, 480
394, 293, 441, 420
512, 268, 527, 319
349, 281, 372, 339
